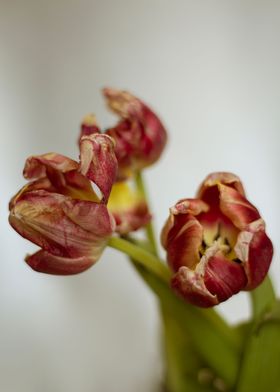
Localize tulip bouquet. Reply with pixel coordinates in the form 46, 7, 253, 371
9, 88, 280, 392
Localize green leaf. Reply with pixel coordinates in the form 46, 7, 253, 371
250, 276, 276, 321
236, 278, 280, 392
132, 262, 240, 389
161, 303, 217, 392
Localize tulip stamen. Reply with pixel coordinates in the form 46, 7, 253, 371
199, 239, 207, 257
213, 223, 221, 241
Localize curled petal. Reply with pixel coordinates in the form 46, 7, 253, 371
79, 133, 117, 203
172, 267, 218, 307
161, 199, 208, 271
26, 250, 95, 275
169, 198, 209, 216
107, 181, 151, 234
9, 191, 114, 265
234, 219, 273, 289
62, 171, 99, 202
165, 215, 203, 271
23, 153, 78, 180
79, 114, 100, 139
172, 244, 247, 307
103, 87, 167, 178
22, 153, 98, 200
197, 172, 245, 199
219, 184, 260, 230
9, 177, 55, 210
204, 254, 247, 302
62, 198, 115, 237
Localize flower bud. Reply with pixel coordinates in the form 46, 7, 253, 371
9, 191, 115, 274
9, 134, 117, 275
103, 87, 167, 180
161, 172, 273, 307
107, 181, 151, 234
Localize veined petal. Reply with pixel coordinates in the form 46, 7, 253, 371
103, 88, 143, 119
79, 133, 117, 203
9, 177, 55, 210
23, 153, 78, 180
62, 198, 115, 236
166, 215, 203, 271
197, 172, 245, 199
107, 181, 151, 234
204, 253, 247, 302
161, 199, 208, 271
172, 243, 247, 307
219, 184, 260, 230
22, 153, 97, 199
26, 250, 95, 275
63, 171, 99, 202
169, 198, 209, 216
9, 190, 114, 261
234, 219, 273, 289
172, 266, 218, 307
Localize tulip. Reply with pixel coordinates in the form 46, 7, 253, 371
107, 181, 151, 234
161, 172, 273, 307
78, 106, 152, 234
9, 134, 117, 275
103, 87, 167, 180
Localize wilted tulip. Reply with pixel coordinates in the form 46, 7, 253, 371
78, 107, 152, 234
103, 87, 167, 180
108, 181, 151, 234
161, 172, 273, 307
9, 134, 117, 275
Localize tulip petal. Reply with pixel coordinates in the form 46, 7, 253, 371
172, 266, 218, 307
9, 177, 55, 209
172, 243, 247, 307
9, 190, 114, 262
161, 199, 208, 271
107, 181, 151, 234
219, 184, 261, 230
25, 250, 95, 275
103, 87, 167, 178
62, 198, 115, 237
79, 133, 117, 203
23, 153, 78, 180
204, 253, 247, 302
197, 172, 245, 199
22, 153, 99, 200
79, 114, 100, 138
234, 219, 273, 289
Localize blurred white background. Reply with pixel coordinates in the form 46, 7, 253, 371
1, 1, 280, 391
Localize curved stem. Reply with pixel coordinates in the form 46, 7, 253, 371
135, 171, 158, 255
236, 276, 279, 392
108, 236, 171, 283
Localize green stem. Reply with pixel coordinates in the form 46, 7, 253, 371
236, 276, 279, 392
132, 261, 240, 389
108, 236, 171, 283
135, 171, 158, 255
